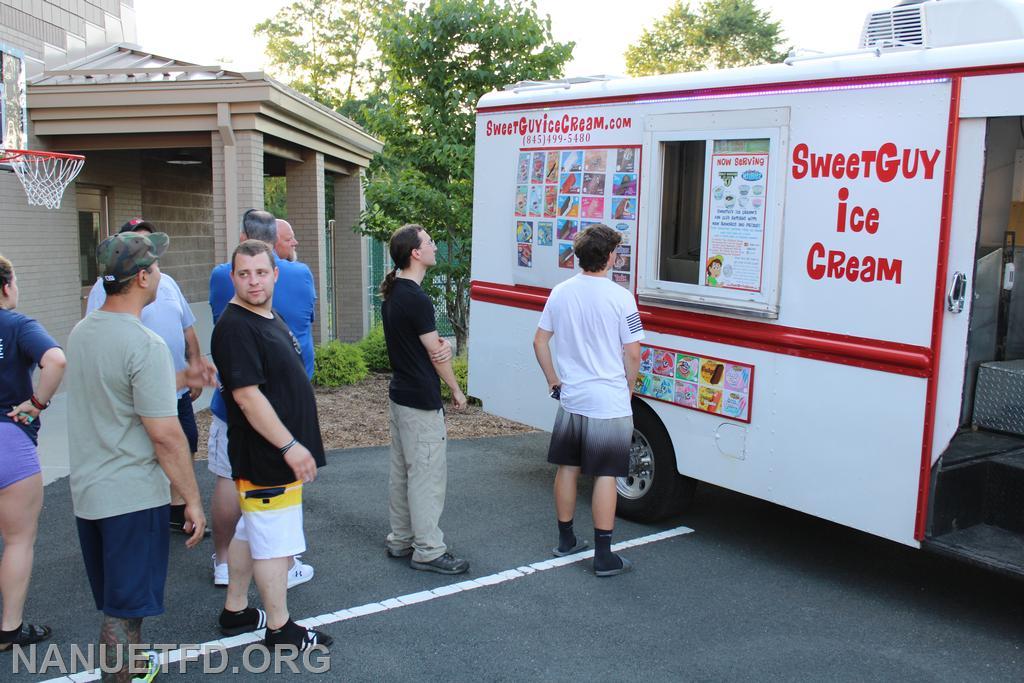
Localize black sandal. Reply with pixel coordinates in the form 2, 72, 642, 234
0, 623, 52, 651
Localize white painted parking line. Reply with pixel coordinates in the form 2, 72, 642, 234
41, 525, 693, 682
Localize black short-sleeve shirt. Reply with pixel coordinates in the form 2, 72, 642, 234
382, 278, 442, 410
211, 303, 325, 485
0, 309, 59, 444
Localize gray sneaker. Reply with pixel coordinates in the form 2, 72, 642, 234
410, 552, 469, 575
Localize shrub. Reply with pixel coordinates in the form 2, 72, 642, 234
440, 353, 479, 405
313, 341, 368, 387
356, 324, 391, 372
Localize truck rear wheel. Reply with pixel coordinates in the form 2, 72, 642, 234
616, 399, 696, 522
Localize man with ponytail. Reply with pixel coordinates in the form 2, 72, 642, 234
381, 224, 470, 575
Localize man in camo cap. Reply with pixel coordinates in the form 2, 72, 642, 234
65, 231, 211, 681
86, 219, 212, 537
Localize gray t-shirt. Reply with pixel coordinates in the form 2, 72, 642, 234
66, 310, 177, 519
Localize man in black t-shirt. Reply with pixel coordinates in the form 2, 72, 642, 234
210, 240, 331, 652
380, 224, 469, 575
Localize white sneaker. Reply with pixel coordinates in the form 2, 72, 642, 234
287, 556, 314, 589
212, 554, 229, 587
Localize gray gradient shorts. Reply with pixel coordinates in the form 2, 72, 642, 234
546, 406, 633, 477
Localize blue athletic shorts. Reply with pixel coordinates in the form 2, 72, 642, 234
76, 505, 170, 618
177, 394, 199, 454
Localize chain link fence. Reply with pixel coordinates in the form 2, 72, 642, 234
368, 237, 455, 337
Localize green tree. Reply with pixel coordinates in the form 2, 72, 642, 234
356, 0, 573, 350
254, 0, 399, 106
625, 0, 787, 76
264, 177, 287, 219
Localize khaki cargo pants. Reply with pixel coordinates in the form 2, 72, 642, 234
386, 401, 448, 563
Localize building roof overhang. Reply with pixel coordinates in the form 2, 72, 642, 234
27, 45, 383, 172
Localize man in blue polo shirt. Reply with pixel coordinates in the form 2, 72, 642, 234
207, 210, 317, 587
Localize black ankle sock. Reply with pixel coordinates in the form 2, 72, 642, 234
0, 624, 22, 642
169, 504, 185, 524
593, 528, 622, 571
266, 619, 305, 645
557, 519, 576, 551
219, 607, 260, 629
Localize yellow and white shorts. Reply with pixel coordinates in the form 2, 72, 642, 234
234, 479, 306, 560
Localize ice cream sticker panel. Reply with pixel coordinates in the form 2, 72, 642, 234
703, 139, 770, 292
512, 146, 640, 290
634, 344, 753, 423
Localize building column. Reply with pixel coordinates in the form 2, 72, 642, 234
333, 170, 370, 342
286, 150, 328, 344
211, 127, 264, 264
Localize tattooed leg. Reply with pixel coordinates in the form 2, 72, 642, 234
99, 615, 142, 683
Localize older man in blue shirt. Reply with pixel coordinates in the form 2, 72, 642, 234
207, 210, 317, 587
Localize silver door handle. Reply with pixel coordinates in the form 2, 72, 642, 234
947, 271, 966, 313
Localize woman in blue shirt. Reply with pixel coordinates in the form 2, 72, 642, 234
0, 254, 65, 649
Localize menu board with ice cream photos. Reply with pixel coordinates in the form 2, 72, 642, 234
703, 139, 770, 292
633, 344, 753, 423
512, 146, 640, 290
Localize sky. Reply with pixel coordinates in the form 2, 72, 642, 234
134, 0, 894, 78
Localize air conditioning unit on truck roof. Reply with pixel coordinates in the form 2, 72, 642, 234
468, 0, 1024, 579
861, 0, 1024, 50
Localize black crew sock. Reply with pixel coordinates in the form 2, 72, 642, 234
593, 528, 622, 572
169, 504, 185, 525
557, 519, 576, 552
219, 607, 261, 629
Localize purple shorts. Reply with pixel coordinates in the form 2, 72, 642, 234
0, 421, 42, 489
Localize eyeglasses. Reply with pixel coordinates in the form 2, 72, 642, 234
420, 238, 435, 247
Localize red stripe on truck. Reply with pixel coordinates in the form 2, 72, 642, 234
470, 280, 932, 377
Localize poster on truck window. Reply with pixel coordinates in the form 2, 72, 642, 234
512, 146, 640, 290
703, 139, 770, 292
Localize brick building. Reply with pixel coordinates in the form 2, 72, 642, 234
0, 1, 383, 480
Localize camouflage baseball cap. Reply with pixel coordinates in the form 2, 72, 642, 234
96, 231, 169, 282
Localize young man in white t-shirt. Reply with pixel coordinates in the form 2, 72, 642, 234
533, 224, 644, 576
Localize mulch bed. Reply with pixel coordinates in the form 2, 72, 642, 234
194, 372, 536, 457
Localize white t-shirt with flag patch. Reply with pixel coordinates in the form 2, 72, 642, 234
538, 273, 645, 419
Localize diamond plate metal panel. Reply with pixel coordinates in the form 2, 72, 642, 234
973, 360, 1024, 435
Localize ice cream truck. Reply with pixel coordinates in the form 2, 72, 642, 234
468, 0, 1024, 576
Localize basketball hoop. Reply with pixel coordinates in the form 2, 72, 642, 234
0, 149, 85, 210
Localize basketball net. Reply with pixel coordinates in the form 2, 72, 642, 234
0, 149, 85, 210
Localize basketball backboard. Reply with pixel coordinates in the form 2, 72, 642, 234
0, 44, 27, 151
0, 45, 82, 209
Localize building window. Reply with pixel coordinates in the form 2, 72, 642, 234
76, 186, 109, 314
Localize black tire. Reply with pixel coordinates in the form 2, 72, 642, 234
616, 398, 697, 522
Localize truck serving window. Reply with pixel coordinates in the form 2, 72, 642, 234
640, 110, 787, 318
659, 141, 706, 285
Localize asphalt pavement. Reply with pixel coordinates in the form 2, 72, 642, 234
2, 432, 1023, 681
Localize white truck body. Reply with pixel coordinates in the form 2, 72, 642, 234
468, 0, 1024, 555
